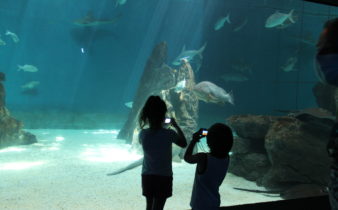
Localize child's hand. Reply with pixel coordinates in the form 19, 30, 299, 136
192, 129, 205, 142
171, 118, 178, 128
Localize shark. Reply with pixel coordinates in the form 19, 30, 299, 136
73, 12, 122, 27
172, 43, 207, 66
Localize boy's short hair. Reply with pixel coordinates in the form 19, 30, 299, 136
207, 123, 233, 156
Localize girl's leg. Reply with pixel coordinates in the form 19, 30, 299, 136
146, 196, 153, 210
152, 197, 167, 210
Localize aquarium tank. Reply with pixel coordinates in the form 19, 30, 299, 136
0, 0, 337, 209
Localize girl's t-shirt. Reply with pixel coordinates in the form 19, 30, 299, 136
139, 128, 179, 176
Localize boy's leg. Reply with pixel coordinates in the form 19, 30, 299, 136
146, 196, 153, 210
152, 197, 167, 210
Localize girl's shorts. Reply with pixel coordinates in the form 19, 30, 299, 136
142, 174, 173, 198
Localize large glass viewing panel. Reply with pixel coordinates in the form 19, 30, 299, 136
0, 0, 337, 209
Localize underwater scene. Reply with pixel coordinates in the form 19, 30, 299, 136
0, 0, 337, 209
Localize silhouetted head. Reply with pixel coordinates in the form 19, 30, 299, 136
0, 72, 5, 82
139, 96, 167, 129
207, 123, 233, 158
317, 18, 338, 54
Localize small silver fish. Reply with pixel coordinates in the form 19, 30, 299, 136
233, 18, 248, 32
281, 57, 298, 72
0, 36, 6, 46
172, 43, 207, 66
124, 101, 133, 108
17, 64, 39, 72
5, 30, 19, 43
115, 0, 127, 7
21, 81, 40, 89
214, 13, 231, 31
265, 9, 295, 28
231, 60, 253, 74
221, 72, 249, 82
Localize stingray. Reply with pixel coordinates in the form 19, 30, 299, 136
107, 146, 182, 176
274, 107, 334, 120
233, 184, 327, 199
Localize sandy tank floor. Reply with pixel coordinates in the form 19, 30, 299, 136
0, 129, 282, 210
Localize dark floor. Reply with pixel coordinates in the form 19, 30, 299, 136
220, 195, 330, 210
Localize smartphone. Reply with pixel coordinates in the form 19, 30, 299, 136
165, 118, 171, 124
202, 129, 208, 136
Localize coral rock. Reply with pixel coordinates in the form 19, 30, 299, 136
227, 115, 274, 140
262, 116, 332, 188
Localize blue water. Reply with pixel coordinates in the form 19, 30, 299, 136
0, 0, 337, 123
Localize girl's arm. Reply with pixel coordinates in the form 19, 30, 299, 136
171, 118, 187, 148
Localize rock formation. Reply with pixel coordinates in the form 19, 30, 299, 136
117, 42, 173, 144
227, 111, 333, 192
117, 42, 198, 157
0, 72, 37, 149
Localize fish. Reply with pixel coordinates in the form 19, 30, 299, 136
231, 59, 253, 74
265, 9, 295, 28
275, 19, 294, 29
73, 12, 122, 27
115, 0, 127, 7
234, 184, 328, 200
21, 81, 40, 90
21, 88, 39, 96
0, 36, 6, 46
193, 81, 234, 105
107, 158, 142, 176
274, 107, 334, 119
289, 33, 316, 46
107, 145, 182, 176
21, 81, 40, 96
5, 30, 19, 43
233, 18, 248, 32
172, 43, 207, 66
214, 13, 231, 31
124, 101, 133, 108
17, 64, 39, 72
221, 72, 249, 82
281, 56, 298, 72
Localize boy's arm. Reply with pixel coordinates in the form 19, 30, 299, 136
184, 129, 205, 163
184, 138, 199, 163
